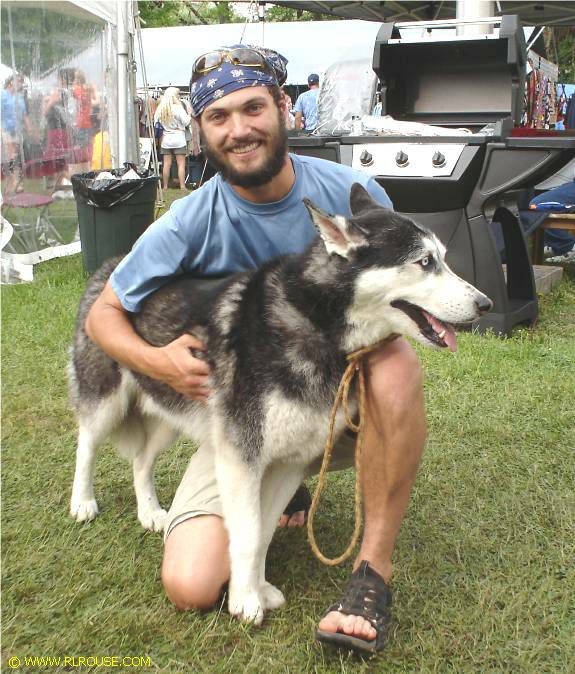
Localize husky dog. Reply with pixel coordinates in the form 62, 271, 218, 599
69, 183, 491, 624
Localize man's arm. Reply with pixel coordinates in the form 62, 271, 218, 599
85, 281, 210, 400
295, 111, 304, 130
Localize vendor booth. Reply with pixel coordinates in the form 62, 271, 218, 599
286, 14, 575, 336
0, 0, 140, 283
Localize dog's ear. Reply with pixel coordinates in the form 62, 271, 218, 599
303, 198, 367, 259
349, 183, 383, 215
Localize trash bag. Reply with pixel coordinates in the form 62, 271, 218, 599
71, 164, 158, 209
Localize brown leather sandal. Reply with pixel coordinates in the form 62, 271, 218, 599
316, 561, 392, 654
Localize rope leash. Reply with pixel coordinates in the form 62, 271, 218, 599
306, 336, 398, 566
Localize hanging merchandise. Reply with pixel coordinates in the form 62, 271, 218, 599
523, 51, 559, 129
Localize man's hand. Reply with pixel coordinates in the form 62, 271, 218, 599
152, 333, 211, 401
85, 281, 212, 402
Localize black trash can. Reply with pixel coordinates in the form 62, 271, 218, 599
71, 167, 159, 273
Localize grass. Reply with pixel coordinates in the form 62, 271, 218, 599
2, 248, 574, 672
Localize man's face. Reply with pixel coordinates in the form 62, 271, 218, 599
199, 86, 288, 189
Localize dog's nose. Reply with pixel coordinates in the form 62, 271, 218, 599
475, 295, 493, 315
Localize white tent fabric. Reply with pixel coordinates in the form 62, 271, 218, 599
1, 0, 137, 284
137, 20, 542, 89
62, 0, 117, 26
137, 20, 383, 87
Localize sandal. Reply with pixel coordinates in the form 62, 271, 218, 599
283, 484, 312, 521
316, 561, 392, 654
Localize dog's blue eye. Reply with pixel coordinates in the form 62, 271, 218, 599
419, 256, 430, 267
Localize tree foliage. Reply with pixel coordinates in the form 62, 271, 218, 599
264, 5, 337, 22
1, 4, 99, 77
554, 28, 575, 83
138, 1, 242, 28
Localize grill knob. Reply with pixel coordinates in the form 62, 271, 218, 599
432, 151, 446, 168
395, 150, 409, 167
360, 150, 374, 166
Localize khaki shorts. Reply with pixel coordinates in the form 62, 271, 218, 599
160, 145, 187, 156
164, 429, 357, 541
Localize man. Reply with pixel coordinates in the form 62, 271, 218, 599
84, 47, 426, 654
1, 74, 30, 193
294, 73, 320, 132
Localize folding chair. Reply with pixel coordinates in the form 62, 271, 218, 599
1, 192, 63, 250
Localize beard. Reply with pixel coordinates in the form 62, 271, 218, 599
202, 109, 288, 189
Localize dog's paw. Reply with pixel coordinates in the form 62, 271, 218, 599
70, 499, 99, 523
228, 589, 265, 625
260, 582, 285, 610
137, 507, 168, 533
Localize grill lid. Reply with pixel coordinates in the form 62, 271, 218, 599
373, 15, 526, 130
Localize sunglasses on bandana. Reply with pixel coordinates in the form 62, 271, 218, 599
191, 48, 275, 82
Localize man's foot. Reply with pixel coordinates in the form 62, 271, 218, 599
277, 484, 311, 528
316, 561, 392, 654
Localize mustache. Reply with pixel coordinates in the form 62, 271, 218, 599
222, 135, 264, 151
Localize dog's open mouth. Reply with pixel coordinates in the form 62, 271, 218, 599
391, 300, 458, 351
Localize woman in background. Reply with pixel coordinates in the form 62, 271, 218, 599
43, 68, 75, 195
154, 87, 190, 191
71, 69, 98, 173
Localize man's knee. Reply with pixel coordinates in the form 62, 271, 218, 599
161, 515, 230, 611
161, 557, 224, 611
369, 339, 424, 404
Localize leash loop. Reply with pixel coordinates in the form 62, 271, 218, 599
307, 336, 397, 566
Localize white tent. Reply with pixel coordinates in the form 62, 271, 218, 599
1, 0, 139, 283
136, 19, 543, 90
137, 20, 384, 87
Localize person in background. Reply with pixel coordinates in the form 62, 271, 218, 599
91, 111, 111, 171
530, 179, 575, 261
154, 87, 191, 191
43, 68, 75, 197
71, 69, 98, 173
1, 73, 31, 193
294, 73, 320, 132
281, 85, 295, 129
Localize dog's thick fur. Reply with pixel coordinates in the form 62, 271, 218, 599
69, 183, 491, 624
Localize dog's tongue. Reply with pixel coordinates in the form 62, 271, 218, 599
425, 312, 458, 352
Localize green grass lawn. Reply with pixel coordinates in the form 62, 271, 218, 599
2, 252, 574, 673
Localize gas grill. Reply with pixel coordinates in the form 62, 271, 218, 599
289, 16, 575, 336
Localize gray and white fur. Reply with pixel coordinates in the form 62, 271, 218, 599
69, 183, 491, 624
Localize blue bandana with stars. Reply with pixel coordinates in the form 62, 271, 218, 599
190, 45, 287, 118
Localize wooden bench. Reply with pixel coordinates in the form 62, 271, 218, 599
532, 213, 575, 264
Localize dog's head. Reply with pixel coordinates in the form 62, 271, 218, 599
304, 183, 492, 352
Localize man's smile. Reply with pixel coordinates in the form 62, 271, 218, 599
230, 141, 261, 155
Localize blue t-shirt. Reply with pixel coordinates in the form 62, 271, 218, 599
1, 89, 26, 136
293, 89, 319, 131
111, 153, 392, 312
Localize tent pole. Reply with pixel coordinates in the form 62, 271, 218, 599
133, 0, 164, 207
456, 0, 494, 36
117, 0, 129, 165
7, 5, 25, 189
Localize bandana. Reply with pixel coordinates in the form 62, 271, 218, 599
190, 45, 288, 118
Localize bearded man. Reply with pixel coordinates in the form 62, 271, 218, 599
84, 46, 426, 654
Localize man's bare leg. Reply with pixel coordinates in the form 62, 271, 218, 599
162, 338, 425, 640
162, 515, 230, 610
318, 338, 427, 642
162, 498, 306, 611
